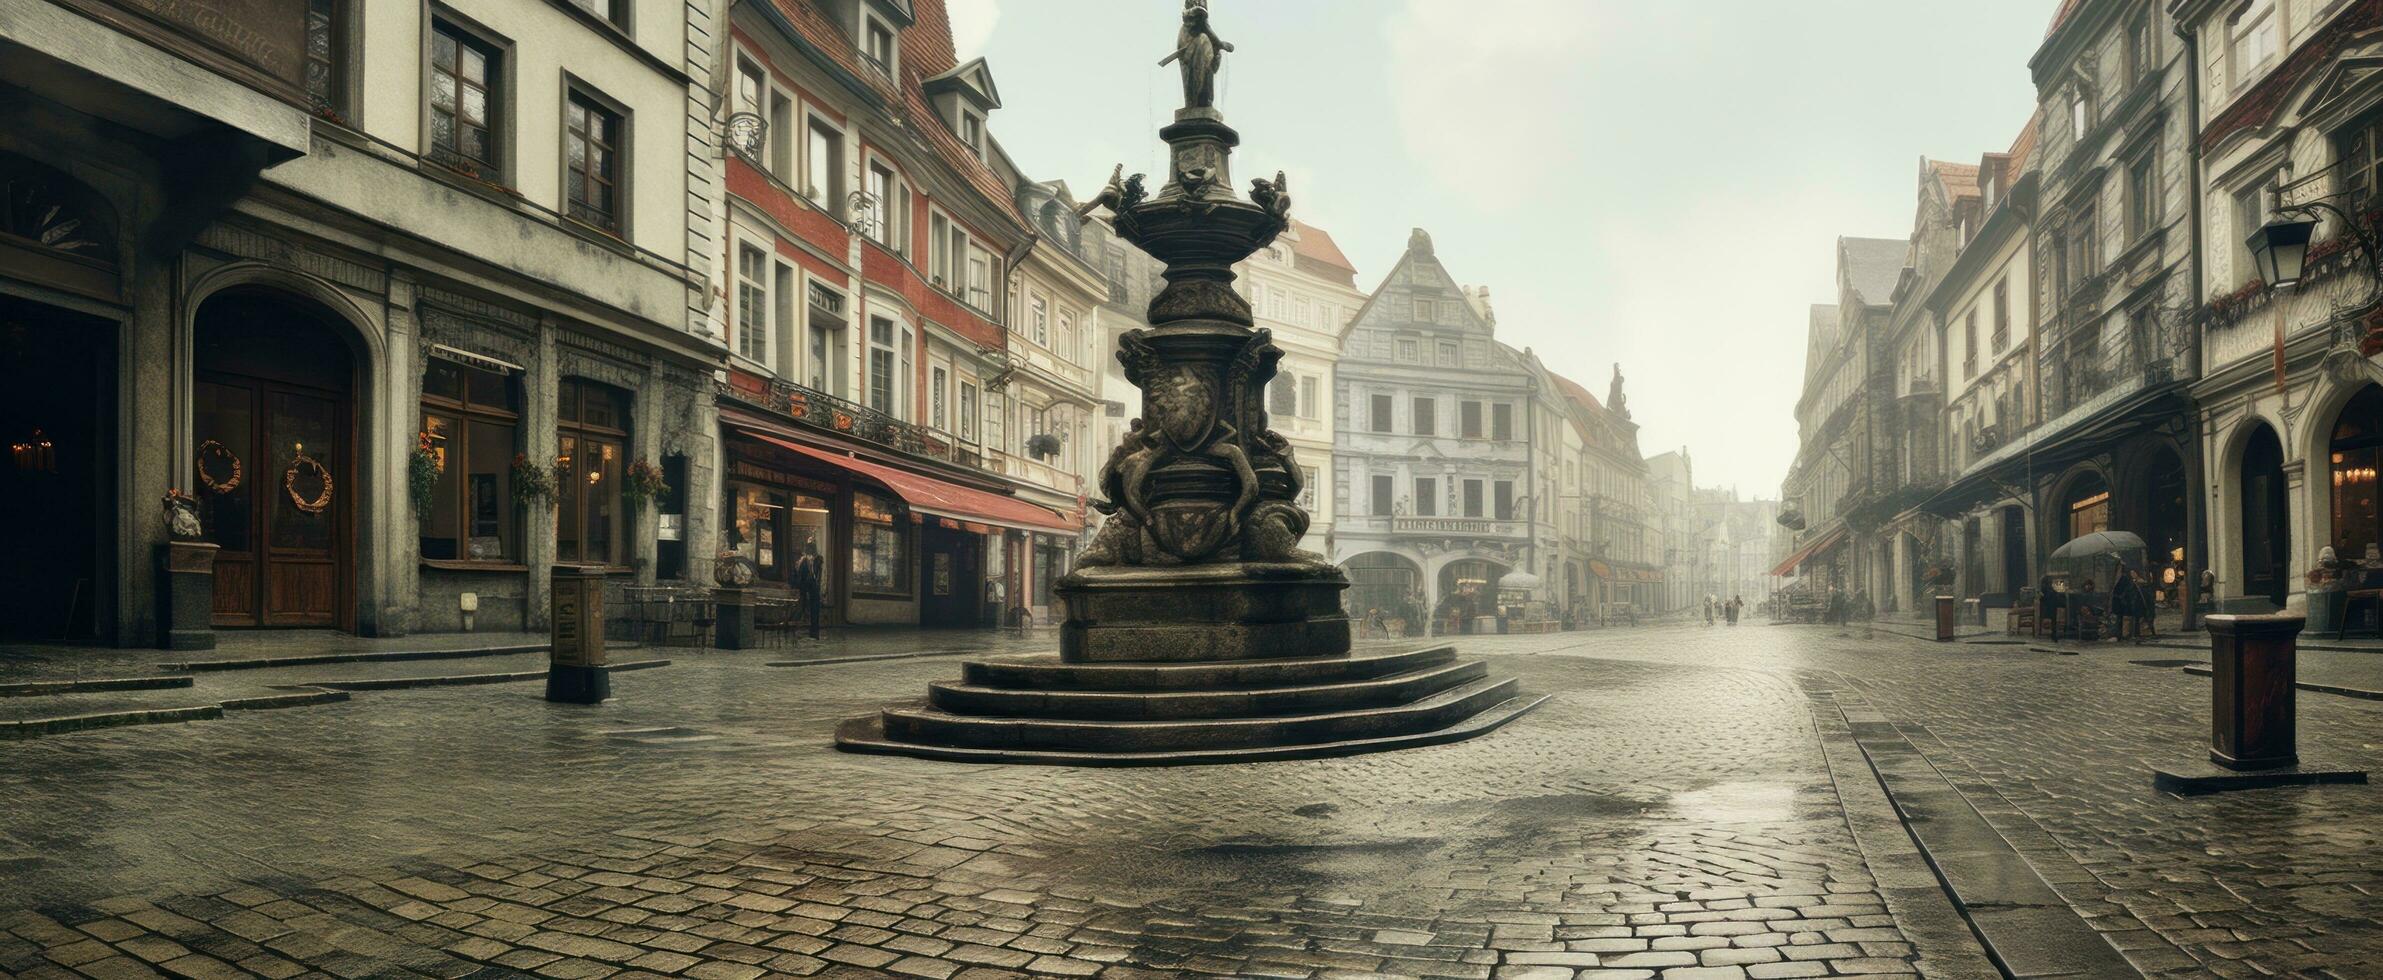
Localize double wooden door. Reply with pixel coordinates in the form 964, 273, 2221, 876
196, 375, 350, 628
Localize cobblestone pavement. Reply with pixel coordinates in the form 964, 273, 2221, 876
0, 628, 1939, 980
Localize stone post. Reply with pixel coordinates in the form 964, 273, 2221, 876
2206, 613, 2302, 771
547, 564, 609, 704
715, 586, 755, 650
155, 541, 218, 650
1933, 594, 1954, 642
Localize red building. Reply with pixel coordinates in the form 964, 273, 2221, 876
716, 0, 1076, 628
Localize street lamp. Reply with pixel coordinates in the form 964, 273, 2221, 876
2246, 216, 2319, 289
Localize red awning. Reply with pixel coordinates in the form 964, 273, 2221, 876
731, 425, 1080, 535
1769, 526, 1847, 578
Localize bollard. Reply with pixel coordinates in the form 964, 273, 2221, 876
715, 586, 755, 650
1933, 595, 1955, 642
547, 564, 610, 704
2205, 613, 2303, 771
156, 541, 220, 651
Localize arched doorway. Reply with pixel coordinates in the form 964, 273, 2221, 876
2328, 385, 2383, 563
2240, 423, 2289, 607
1439, 557, 1508, 632
194, 288, 358, 629
1343, 552, 1420, 619
2055, 470, 2111, 545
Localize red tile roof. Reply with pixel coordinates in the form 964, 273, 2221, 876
1289, 220, 1355, 274
766, 0, 1026, 231
1929, 160, 1982, 202
2006, 110, 2040, 174
1549, 371, 1602, 413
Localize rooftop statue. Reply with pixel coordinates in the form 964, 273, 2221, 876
1158, 0, 1233, 111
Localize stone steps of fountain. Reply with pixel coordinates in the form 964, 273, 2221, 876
927, 660, 1487, 721
871, 674, 1521, 754
960, 645, 1458, 692
833, 694, 1548, 767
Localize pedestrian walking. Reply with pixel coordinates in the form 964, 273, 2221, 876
1726, 595, 1742, 625
2111, 567, 2148, 642
1703, 594, 1715, 626
792, 545, 825, 639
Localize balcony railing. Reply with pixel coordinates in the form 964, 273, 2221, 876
985, 449, 1083, 496
722, 376, 983, 470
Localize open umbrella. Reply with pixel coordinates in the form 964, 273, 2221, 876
2048, 531, 2148, 582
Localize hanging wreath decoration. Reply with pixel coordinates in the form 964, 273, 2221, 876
284, 452, 334, 515
195, 440, 243, 495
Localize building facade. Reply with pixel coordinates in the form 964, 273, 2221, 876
1776, 238, 1904, 602
712, 0, 1078, 631
1334, 229, 1547, 626
1245, 221, 1363, 557
2179, 0, 2383, 616
1, 0, 726, 644
1646, 450, 1700, 611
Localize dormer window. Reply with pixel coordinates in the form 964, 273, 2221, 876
2229, 0, 2279, 92
960, 110, 984, 159
863, 16, 896, 78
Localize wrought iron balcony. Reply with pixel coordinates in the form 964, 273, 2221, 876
721, 375, 983, 470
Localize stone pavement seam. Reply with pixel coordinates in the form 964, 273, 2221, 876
1800, 679, 2001, 980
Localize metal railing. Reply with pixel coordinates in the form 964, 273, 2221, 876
722, 376, 983, 470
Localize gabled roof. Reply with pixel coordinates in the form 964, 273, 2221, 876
1839, 237, 1907, 306
762, 0, 1025, 230
1344, 228, 1494, 340
2006, 111, 2040, 173
1929, 160, 1982, 203
923, 56, 1002, 110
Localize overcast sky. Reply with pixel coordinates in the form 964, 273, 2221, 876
952, 0, 2058, 496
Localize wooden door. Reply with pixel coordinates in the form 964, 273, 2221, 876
197, 375, 349, 628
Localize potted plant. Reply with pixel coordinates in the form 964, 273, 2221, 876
408, 432, 443, 518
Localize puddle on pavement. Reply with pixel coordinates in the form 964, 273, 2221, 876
1663, 780, 1807, 823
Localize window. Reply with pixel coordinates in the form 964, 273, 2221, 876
1991, 278, 2011, 352
1415, 478, 1437, 516
1298, 375, 1317, 419
1494, 480, 1515, 521
2069, 204, 2099, 284
865, 160, 908, 252
863, 16, 896, 77
867, 316, 897, 414
930, 364, 949, 430
1413, 397, 1435, 436
967, 247, 993, 311
806, 116, 844, 206
1059, 314, 1075, 361
959, 380, 979, 441
851, 489, 910, 593
2127, 16, 2155, 89
2340, 114, 2383, 209
931, 212, 955, 286
429, 20, 501, 172
1436, 341, 1458, 366
1031, 296, 1049, 346
1963, 310, 1979, 378
418, 358, 519, 563
1371, 475, 1393, 516
1370, 393, 1393, 433
1413, 298, 1433, 321
736, 245, 768, 364
557, 379, 631, 567
1269, 373, 1298, 416
960, 110, 984, 159
1491, 403, 1513, 441
566, 0, 624, 26
305, 0, 349, 118
2125, 153, 2157, 241
735, 58, 763, 122
564, 89, 623, 233
767, 89, 793, 175
806, 281, 845, 393
1460, 401, 1483, 439
2230, 0, 2279, 90
2070, 90, 2092, 140
1396, 339, 1417, 363
1463, 479, 1485, 518
1297, 466, 1317, 511
773, 262, 795, 375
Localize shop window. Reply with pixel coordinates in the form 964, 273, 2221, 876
418, 358, 519, 563
724, 484, 829, 585
2332, 387, 2383, 559
557, 378, 631, 566
851, 489, 910, 593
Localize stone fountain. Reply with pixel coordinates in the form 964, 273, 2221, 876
834, 0, 1543, 765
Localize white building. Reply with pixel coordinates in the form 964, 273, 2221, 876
1244, 221, 1363, 556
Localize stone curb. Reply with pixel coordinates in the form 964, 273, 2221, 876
765, 650, 979, 667
158, 643, 550, 673
222, 688, 354, 711
833, 693, 1548, 766
0, 704, 222, 740
0, 676, 195, 697
297, 659, 673, 691
2177, 663, 2383, 701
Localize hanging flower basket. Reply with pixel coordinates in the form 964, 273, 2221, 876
408, 431, 444, 518
624, 458, 670, 512
512, 453, 558, 507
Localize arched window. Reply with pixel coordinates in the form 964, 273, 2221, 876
2331, 386, 2383, 560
